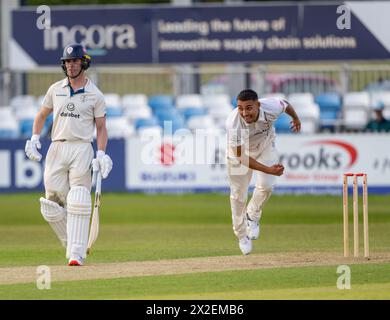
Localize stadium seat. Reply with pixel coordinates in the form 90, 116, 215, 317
315, 93, 342, 131
343, 109, 369, 131
343, 109, 369, 130
104, 93, 123, 118
202, 93, 234, 129
176, 94, 203, 109
15, 106, 37, 120
155, 109, 186, 131
124, 105, 152, 121
0, 108, 19, 139
343, 91, 370, 108
209, 104, 233, 128
287, 93, 315, 105
135, 117, 159, 130
187, 115, 215, 130
208, 103, 233, 116
287, 93, 320, 133
137, 125, 162, 138
297, 111, 320, 133
104, 93, 121, 108
263, 93, 287, 100
274, 113, 291, 133
182, 107, 208, 120
154, 107, 180, 120
299, 118, 319, 134
106, 117, 134, 138
10, 95, 36, 110
155, 109, 186, 132
168, 118, 187, 132
273, 97, 319, 134
342, 92, 370, 130
148, 95, 174, 111
0, 106, 14, 120
202, 94, 231, 109
106, 107, 123, 118
152, 104, 176, 114
19, 119, 35, 138
122, 94, 149, 109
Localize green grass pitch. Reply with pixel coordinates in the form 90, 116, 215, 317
0, 193, 389, 299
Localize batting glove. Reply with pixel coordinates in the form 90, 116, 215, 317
95, 150, 113, 179
25, 134, 42, 162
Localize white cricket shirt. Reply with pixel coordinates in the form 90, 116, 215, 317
42, 78, 106, 142
225, 97, 288, 154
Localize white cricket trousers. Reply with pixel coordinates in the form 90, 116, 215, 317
227, 140, 279, 239
44, 141, 94, 206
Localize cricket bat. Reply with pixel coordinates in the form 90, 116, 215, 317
87, 164, 102, 254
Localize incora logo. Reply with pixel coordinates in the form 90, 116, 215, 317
43, 24, 137, 50
279, 140, 358, 170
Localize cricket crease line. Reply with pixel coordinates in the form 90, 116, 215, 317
1, 251, 390, 285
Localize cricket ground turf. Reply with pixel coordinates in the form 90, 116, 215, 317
0, 193, 389, 299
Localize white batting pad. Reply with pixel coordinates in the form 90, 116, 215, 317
66, 186, 91, 259
40, 197, 67, 248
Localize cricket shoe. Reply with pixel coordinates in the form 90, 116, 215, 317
246, 213, 260, 240
239, 236, 252, 255
68, 256, 84, 266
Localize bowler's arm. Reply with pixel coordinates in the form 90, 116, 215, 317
283, 100, 301, 133
234, 145, 284, 176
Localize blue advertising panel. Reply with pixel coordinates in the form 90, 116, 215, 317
10, 3, 390, 68
0, 139, 125, 192
298, 5, 389, 60
12, 7, 153, 65
154, 5, 299, 63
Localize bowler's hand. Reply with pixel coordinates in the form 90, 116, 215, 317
25, 134, 42, 161
290, 118, 301, 133
267, 164, 285, 176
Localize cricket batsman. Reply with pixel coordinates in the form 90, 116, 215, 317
24, 43, 113, 266
226, 89, 301, 255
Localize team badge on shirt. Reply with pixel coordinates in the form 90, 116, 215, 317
80, 95, 92, 103
67, 102, 76, 112
60, 102, 80, 119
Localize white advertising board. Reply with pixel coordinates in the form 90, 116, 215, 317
125, 133, 390, 194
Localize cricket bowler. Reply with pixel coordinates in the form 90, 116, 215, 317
25, 43, 113, 266
226, 89, 301, 255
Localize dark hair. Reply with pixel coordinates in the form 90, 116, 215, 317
237, 89, 258, 101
